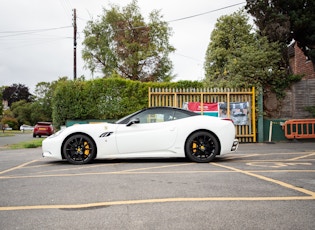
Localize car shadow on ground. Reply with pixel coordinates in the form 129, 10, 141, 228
43, 156, 237, 165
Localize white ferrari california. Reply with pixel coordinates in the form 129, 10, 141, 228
42, 107, 239, 164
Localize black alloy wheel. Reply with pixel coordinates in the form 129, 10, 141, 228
185, 131, 219, 163
63, 134, 96, 164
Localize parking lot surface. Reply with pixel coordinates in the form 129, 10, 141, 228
0, 142, 314, 229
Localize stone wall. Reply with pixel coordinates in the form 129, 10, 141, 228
279, 79, 315, 119
271, 43, 315, 119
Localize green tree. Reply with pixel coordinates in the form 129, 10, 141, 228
0, 86, 4, 118
2, 83, 33, 107
10, 100, 33, 125
245, 0, 315, 65
33, 81, 54, 122
203, 10, 300, 97
82, 0, 175, 82
32, 77, 69, 124
1, 109, 18, 130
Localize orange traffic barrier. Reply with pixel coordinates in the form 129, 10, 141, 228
282, 119, 315, 139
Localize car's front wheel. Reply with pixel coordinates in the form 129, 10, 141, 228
185, 131, 219, 163
63, 134, 96, 164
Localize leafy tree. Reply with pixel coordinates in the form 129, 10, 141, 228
2, 83, 33, 107
245, 0, 315, 65
32, 77, 69, 124
204, 10, 298, 97
1, 109, 18, 130
0, 86, 4, 118
82, 0, 175, 82
33, 81, 54, 122
10, 100, 33, 125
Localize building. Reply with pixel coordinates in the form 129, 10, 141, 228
279, 42, 315, 118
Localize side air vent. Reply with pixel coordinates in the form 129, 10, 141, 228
99, 132, 113, 137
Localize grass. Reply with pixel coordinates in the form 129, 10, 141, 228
0, 130, 44, 149
9, 138, 44, 149
0, 130, 33, 137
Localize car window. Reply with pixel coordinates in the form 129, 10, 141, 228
173, 110, 195, 120
135, 108, 197, 124
135, 108, 172, 123
116, 107, 197, 124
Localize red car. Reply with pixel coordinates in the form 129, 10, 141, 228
33, 122, 54, 138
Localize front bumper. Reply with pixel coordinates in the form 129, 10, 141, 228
41, 136, 63, 160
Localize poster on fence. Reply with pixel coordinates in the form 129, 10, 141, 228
219, 102, 250, 125
183, 102, 219, 117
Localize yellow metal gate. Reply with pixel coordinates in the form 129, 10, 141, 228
149, 87, 256, 143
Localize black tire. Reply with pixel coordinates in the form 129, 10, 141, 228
63, 134, 96, 165
185, 131, 219, 163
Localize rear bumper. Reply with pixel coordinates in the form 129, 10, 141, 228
34, 131, 53, 136
231, 139, 239, 152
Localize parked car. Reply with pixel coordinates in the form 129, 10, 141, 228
42, 107, 239, 164
20, 124, 34, 131
33, 122, 54, 138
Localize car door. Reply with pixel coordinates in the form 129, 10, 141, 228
115, 108, 178, 154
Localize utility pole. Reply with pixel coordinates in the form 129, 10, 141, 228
73, 8, 77, 80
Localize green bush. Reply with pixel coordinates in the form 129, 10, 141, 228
1, 117, 19, 130
305, 106, 315, 118
52, 77, 203, 128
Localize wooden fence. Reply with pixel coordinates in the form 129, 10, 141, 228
148, 87, 256, 143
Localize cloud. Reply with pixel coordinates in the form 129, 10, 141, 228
0, 0, 245, 93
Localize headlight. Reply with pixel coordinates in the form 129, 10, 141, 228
48, 129, 65, 138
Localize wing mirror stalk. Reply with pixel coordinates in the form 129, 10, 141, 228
126, 118, 140, 127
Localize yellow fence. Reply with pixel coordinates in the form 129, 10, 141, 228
148, 87, 256, 143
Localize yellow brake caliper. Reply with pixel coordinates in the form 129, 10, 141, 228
84, 141, 90, 156
192, 142, 197, 153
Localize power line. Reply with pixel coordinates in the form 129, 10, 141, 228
58, 0, 73, 20
0, 26, 72, 38
0, 2, 245, 38
168, 2, 245, 23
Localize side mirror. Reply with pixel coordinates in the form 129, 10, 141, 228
126, 118, 140, 127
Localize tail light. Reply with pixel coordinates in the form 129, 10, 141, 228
221, 118, 234, 124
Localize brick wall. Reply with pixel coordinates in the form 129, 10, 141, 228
289, 43, 315, 79
279, 43, 315, 118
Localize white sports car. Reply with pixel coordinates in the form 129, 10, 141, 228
42, 107, 239, 164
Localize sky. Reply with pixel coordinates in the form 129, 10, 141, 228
0, 0, 246, 93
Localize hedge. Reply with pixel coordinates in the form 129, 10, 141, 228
52, 77, 203, 128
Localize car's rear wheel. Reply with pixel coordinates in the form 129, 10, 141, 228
63, 134, 96, 164
185, 131, 219, 163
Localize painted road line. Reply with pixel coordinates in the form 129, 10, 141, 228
246, 162, 312, 168
0, 169, 235, 180
0, 163, 198, 179
0, 196, 314, 211
289, 152, 315, 161
0, 160, 38, 175
211, 162, 315, 197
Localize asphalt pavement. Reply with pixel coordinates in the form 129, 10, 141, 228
0, 132, 35, 149
0, 143, 314, 230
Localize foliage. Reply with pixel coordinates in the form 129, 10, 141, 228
32, 79, 65, 123
10, 100, 33, 125
82, 0, 175, 82
305, 106, 315, 118
51, 77, 203, 128
0, 86, 4, 117
203, 10, 297, 97
1, 116, 18, 130
2, 83, 33, 107
245, 0, 315, 65
9, 138, 44, 149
